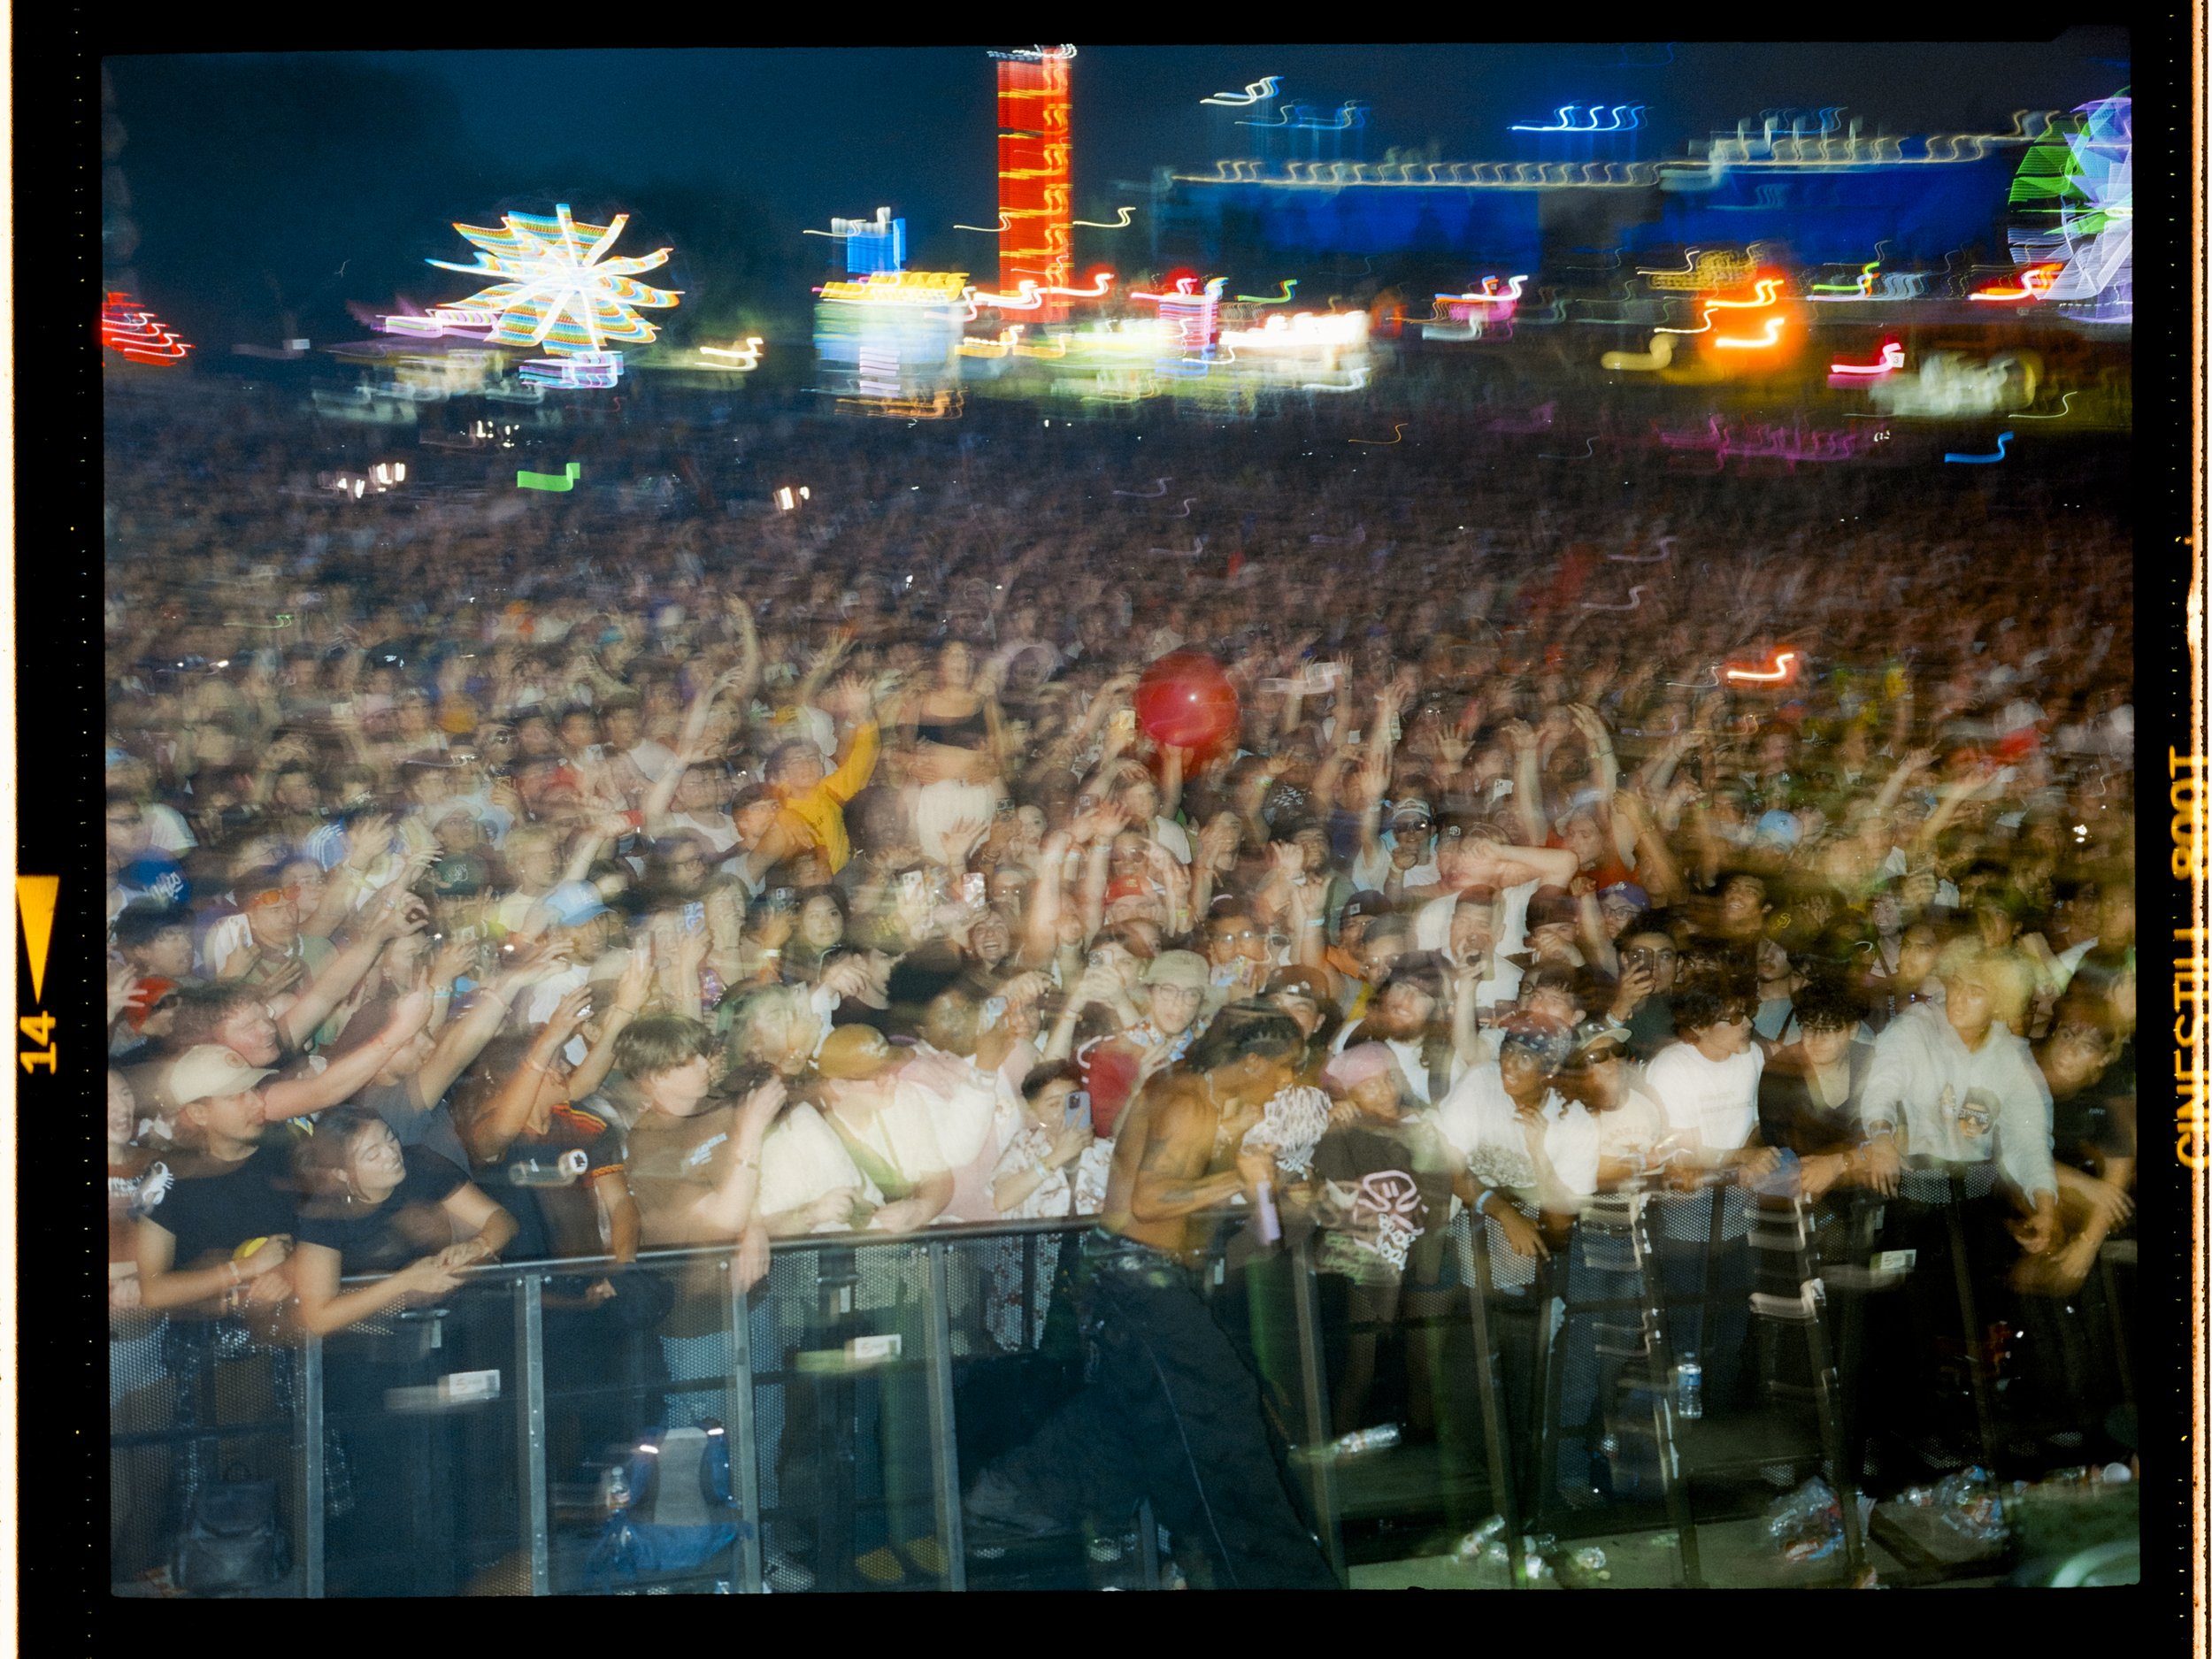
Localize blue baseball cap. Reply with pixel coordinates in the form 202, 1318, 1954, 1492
541, 880, 611, 927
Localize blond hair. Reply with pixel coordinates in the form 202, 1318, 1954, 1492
1934, 940, 2035, 1033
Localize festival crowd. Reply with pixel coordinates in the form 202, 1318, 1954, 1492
104, 382, 2138, 1592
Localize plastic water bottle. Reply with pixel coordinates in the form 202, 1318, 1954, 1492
1333, 1425, 1402, 1455
508, 1148, 589, 1187
1674, 1355, 1703, 1421
1251, 1179, 1282, 1246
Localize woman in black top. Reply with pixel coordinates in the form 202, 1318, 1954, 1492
291, 1106, 515, 1596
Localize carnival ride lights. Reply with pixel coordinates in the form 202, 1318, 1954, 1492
1130, 275, 1225, 364
995, 46, 1074, 314
421, 204, 680, 387
2007, 90, 2130, 326
101, 293, 192, 364
805, 207, 907, 276
1425, 275, 1525, 340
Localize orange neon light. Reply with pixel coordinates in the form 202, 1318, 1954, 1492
997, 48, 1073, 322
1969, 262, 2062, 303
1724, 650, 1798, 683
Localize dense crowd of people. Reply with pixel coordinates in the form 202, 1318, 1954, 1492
105, 376, 2137, 1592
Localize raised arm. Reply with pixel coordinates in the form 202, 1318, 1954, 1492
260, 988, 437, 1122
273, 881, 423, 1050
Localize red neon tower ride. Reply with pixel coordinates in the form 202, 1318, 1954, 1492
995, 46, 1072, 324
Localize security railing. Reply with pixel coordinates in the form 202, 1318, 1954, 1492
110, 1173, 2135, 1595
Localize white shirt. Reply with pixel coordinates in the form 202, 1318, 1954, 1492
1417, 878, 1535, 1009
757, 1102, 883, 1228
1430, 1061, 1599, 1213
1857, 1001, 2055, 1198
201, 912, 254, 979
1645, 1042, 1765, 1157
144, 801, 197, 856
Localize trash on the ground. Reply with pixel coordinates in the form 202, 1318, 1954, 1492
1649, 1531, 1678, 1548
1572, 1546, 1608, 1571
1330, 1424, 1402, 1456
1768, 1475, 1846, 1563
1931, 1467, 2008, 1544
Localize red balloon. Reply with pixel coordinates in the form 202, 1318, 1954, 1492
1134, 650, 1240, 754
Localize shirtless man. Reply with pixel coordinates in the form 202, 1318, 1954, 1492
963, 1002, 1339, 1589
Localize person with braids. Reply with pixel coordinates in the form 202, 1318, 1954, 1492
963, 1001, 1338, 1589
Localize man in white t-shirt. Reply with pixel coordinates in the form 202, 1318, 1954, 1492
1409, 818, 1579, 988
1640, 986, 1780, 1417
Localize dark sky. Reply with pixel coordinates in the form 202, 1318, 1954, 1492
107, 36, 2129, 343
371, 39, 2127, 243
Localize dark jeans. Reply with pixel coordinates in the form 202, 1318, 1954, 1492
981, 1231, 1339, 1590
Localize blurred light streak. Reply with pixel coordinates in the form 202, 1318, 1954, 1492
1969, 261, 2063, 301
1581, 586, 1649, 611
2008, 389, 2078, 419
1539, 438, 1599, 459
1348, 424, 1408, 444
1712, 316, 1786, 349
1655, 276, 1782, 335
1724, 651, 1798, 682
698, 338, 765, 371
1829, 342, 1904, 376
1601, 335, 1676, 371
997, 47, 1073, 311
1942, 432, 2014, 464
101, 293, 192, 363
954, 214, 1016, 234
1112, 478, 1172, 496
428, 205, 679, 359
1202, 77, 1282, 106
1236, 280, 1298, 303
1511, 104, 1646, 132
516, 462, 581, 492
1071, 207, 1135, 227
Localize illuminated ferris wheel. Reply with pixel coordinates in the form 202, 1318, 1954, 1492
2007, 89, 2130, 326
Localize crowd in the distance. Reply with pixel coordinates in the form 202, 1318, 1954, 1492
104, 380, 2138, 1586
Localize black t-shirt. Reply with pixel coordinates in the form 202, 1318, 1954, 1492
296, 1147, 470, 1277
1310, 1119, 1456, 1285
1624, 995, 1677, 1063
143, 1140, 300, 1272
1757, 1041, 1876, 1157
830, 999, 897, 1036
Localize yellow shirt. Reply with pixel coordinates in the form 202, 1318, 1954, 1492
772, 720, 879, 873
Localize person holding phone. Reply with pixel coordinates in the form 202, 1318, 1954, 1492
989, 1063, 1095, 1219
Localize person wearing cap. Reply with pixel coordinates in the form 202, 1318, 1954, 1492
518, 879, 631, 1029
131, 1045, 300, 1319
1353, 795, 1441, 898
814, 1024, 957, 1235
1330, 949, 1467, 1107
1430, 1014, 1594, 1264
964, 1003, 1339, 1590
1082, 949, 1213, 1139
1595, 880, 1652, 944
1555, 1018, 1670, 1190
1310, 1043, 1461, 1435
764, 672, 880, 876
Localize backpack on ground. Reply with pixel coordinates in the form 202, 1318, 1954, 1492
174, 1465, 289, 1594
585, 1421, 752, 1587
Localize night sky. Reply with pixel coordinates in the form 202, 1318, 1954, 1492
105, 36, 2130, 349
